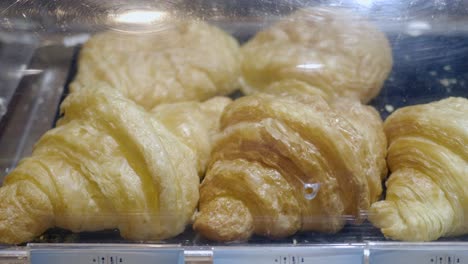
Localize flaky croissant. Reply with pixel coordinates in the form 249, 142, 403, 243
369, 97, 468, 241
241, 7, 393, 103
193, 93, 387, 241
0, 87, 230, 244
71, 20, 240, 109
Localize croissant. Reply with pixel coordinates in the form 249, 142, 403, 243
240, 7, 393, 103
369, 97, 468, 241
71, 20, 241, 109
193, 93, 387, 241
0, 87, 230, 244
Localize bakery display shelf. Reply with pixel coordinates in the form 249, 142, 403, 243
0, 26, 467, 263
2, 241, 468, 264
3, 222, 468, 263
1, 2, 468, 263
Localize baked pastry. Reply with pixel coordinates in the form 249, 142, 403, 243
0, 87, 230, 244
241, 7, 393, 103
151, 96, 232, 176
193, 93, 387, 241
369, 97, 468, 241
71, 20, 241, 109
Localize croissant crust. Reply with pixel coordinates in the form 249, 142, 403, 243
194, 93, 387, 241
72, 20, 240, 109
369, 97, 468, 241
0, 87, 231, 244
241, 7, 392, 103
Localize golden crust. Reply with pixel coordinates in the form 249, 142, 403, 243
369, 97, 468, 241
0, 87, 230, 244
194, 93, 387, 241
241, 7, 392, 103
72, 20, 241, 109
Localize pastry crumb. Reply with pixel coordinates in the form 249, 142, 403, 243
385, 104, 394, 113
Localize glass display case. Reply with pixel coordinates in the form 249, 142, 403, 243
0, 1, 467, 263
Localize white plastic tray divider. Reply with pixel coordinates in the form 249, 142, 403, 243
213, 244, 366, 264
367, 242, 468, 264
28, 243, 184, 264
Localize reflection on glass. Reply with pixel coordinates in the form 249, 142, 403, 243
304, 183, 321, 200
113, 10, 167, 24
355, 0, 374, 7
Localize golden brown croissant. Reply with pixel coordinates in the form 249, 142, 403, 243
71, 20, 241, 109
241, 7, 393, 103
193, 93, 387, 241
369, 97, 468, 241
0, 87, 230, 244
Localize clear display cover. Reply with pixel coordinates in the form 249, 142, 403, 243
0, 1, 468, 263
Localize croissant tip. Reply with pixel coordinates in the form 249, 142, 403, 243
194, 197, 254, 242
